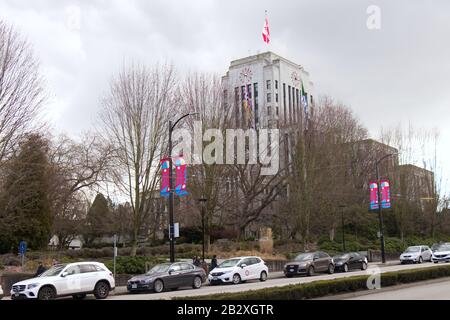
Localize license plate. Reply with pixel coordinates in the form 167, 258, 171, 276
14, 293, 19, 297
289, 269, 294, 272
132, 284, 137, 289
213, 277, 218, 280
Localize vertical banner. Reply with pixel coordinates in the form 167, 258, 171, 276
160, 158, 170, 197
174, 156, 188, 197
380, 179, 391, 209
369, 181, 379, 210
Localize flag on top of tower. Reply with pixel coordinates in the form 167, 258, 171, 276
262, 11, 270, 44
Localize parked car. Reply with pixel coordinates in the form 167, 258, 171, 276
208, 256, 268, 285
333, 252, 368, 272
10, 262, 115, 300
0, 284, 3, 300
127, 262, 206, 293
400, 245, 432, 264
284, 251, 335, 277
432, 243, 450, 263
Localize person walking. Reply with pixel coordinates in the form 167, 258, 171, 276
34, 262, 47, 277
210, 255, 218, 272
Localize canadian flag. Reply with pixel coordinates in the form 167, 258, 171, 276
262, 14, 270, 44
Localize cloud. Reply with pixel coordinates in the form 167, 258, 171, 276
0, 0, 449, 191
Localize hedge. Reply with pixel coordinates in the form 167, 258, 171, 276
179, 265, 450, 300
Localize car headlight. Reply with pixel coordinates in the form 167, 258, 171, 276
27, 283, 39, 290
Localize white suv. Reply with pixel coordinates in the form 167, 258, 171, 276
10, 262, 115, 300
0, 284, 4, 300
208, 256, 269, 285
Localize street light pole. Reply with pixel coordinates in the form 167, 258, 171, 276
375, 153, 397, 264
168, 113, 198, 263
338, 205, 346, 252
198, 197, 207, 263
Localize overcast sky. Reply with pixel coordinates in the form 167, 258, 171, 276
1, 0, 449, 193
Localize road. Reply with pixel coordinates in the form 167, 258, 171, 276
108, 261, 441, 300
346, 278, 450, 300
1, 261, 444, 300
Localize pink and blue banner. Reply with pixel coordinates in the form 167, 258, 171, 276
160, 158, 170, 198
174, 156, 188, 197
380, 179, 391, 209
369, 181, 379, 210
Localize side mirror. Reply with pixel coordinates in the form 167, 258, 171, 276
61, 272, 68, 277
168, 269, 174, 274
240, 264, 247, 268
313, 257, 318, 261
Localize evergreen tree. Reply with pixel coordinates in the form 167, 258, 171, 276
83, 193, 111, 245
0, 134, 52, 252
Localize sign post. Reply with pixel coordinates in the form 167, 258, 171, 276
113, 235, 117, 282
19, 241, 27, 267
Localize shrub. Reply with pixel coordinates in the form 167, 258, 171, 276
103, 256, 165, 274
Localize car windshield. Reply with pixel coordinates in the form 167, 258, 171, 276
295, 253, 314, 261
334, 254, 349, 259
146, 264, 171, 274
39, 265, 66, 277
435, 244, 450, 252
405, 246, 421, 253
218, 259, 241, 268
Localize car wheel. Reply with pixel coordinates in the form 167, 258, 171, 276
307, 266, 315, 276
94, 281, 110, 299
434, 261, 438, 264
38, 286, 56, 300
72, 293, 86, 300
343, 264, 349, 272
285, 274, 293, 278
361, 262, 368, 270
232, 273, 241, 284
260, 271, 267, 282
327, 264, 335, 274
419, 257, 423, 264
192, 276, 202, 289
153, 279, 164, 293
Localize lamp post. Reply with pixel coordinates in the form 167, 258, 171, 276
375, 153, 397, 264
198, 197, 208, 263
168, 113, 198, 263
338, 205, 346, 252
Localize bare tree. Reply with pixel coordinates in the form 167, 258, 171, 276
179, 73, 233, 251
0, 21, 44, 164
100, 64, 175, 256
48, 134, 113, 248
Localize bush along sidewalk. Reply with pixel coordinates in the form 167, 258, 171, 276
179, 265, 450, 300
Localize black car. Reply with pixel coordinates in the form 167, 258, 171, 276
127, 262, 206, 293
333, 252, 368, 272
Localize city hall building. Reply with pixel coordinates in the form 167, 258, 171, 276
221, 51, 315, 131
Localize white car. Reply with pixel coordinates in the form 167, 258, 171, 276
400, 245, 432, 264
10, 262, 115, 300
432, 243, 450, 263
208, 256, 268, 285
0, 284, 3, 300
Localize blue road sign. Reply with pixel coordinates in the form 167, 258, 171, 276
19, 241, 27, 255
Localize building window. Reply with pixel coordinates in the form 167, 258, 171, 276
267, 92, 272, 103
288, 85, 292, 123
223, 89, 228, 108
292, 87, 296, 123
275, 80, 278, 89
254, 83, 259, 126
234, 87, 240, 127
276, 107, 279, 116
275, 93, 279, 103
283, 83, 286, 123
266, 80, 271, 90
267, 106, 272, 116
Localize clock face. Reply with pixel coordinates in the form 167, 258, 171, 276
291, 71, 300, 88
239, 67, 253, 84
